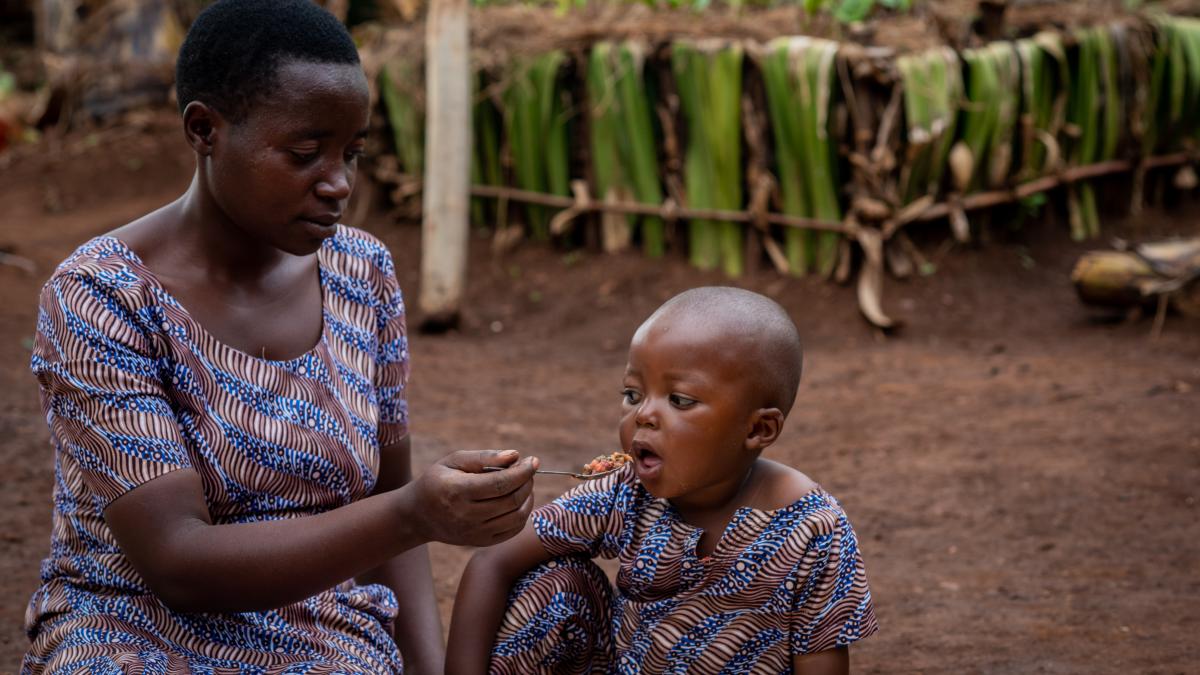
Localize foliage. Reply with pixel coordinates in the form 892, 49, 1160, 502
469, 0, 917, 23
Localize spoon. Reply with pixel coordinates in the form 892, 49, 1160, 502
480, 465, 625, 481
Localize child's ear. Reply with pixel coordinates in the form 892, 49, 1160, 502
745, 408, 784, 451
182, 101, 220, 156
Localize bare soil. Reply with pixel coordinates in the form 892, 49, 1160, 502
1, 120, 1197, 674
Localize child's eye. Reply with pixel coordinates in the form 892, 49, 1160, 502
345, 147, 366, 162
669, 394, 697, 408
621, 388, 641, 405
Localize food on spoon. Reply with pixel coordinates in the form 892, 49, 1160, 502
581, 452, 632, 476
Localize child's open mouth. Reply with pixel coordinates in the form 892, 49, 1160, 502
631, 441, 663, 479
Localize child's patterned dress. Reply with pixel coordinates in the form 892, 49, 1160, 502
490, 465, 878, 674
23, 228, 409, 674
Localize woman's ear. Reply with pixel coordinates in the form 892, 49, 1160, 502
745, 408, 784, 451
182, 101, 220, 156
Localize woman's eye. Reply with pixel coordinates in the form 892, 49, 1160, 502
290, 149, 319, 163
669, 394, 697, 408
621, 388, 641, 405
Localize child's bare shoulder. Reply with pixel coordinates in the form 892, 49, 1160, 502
749, 459, 822, 512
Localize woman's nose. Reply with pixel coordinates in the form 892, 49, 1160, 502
315, 165, 352, 201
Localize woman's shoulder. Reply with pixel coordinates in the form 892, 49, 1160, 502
321, 225, 398, 281
44, 235, 155, 303
34, 236, 164, 364
53, 235, 140, 273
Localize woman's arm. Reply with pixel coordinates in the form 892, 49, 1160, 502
446, 522, 553, 675
793, 647, 849, 675
104, 449, 537, 614
355, 436, 444, 675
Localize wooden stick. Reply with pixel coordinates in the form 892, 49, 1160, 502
0, 251, 36, 274
467, 184, 854, 234
897, 153, 1193, 230
1151, 293, 1168, 341
394, 150, 1197, 243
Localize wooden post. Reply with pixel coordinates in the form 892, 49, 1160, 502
978, 0, 1009, 42
419, 0, 471, 330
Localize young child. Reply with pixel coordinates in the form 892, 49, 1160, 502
448, 286, 878, 674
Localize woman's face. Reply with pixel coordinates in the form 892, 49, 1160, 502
205, 59, 370, 256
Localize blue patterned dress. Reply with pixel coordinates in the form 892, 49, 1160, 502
489, 465, 878, 674
24, 227, 409, 674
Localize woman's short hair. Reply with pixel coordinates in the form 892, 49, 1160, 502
175, 0, 361, 122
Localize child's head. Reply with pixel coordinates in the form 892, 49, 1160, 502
619, 287, 803, 503
175, 0, 369, 255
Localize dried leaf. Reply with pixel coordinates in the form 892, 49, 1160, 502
950, 206, 970, 243
855, 228, 899, 329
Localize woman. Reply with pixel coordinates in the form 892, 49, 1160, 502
22, 1, 536, 672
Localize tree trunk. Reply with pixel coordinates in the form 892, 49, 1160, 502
418, 0, 470, 330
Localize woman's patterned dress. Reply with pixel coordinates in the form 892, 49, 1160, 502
490, 465, 878, 674
23, 227, 409, 674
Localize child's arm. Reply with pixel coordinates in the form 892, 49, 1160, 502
787, 496, 878, 673
793, 646, 849, 675
103, 449, 537, 613
449, 466, 631, 674
355, 436, 443, 675
446, 522, 554, 675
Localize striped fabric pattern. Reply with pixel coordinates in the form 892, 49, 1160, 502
23, 227, 409, 674
491, 466, 877, 673
492, 555, 615, 675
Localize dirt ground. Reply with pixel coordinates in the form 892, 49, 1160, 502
1, 120, 1198, 674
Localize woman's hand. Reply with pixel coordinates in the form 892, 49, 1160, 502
406, 449, 538, 547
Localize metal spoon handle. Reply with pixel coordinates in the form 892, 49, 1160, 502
481, 466, 618, 480
481, 466, 577, 476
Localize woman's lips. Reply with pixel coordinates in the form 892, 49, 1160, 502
299, 218, 339, 239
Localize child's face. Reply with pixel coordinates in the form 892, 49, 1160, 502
618, 315, 759, 504
204, 60, 369, 256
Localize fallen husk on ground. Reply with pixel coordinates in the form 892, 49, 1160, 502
1072, 238, 1200, 335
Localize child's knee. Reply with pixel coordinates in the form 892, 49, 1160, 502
509, 554, 612, 610
493, 555, 614, 670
